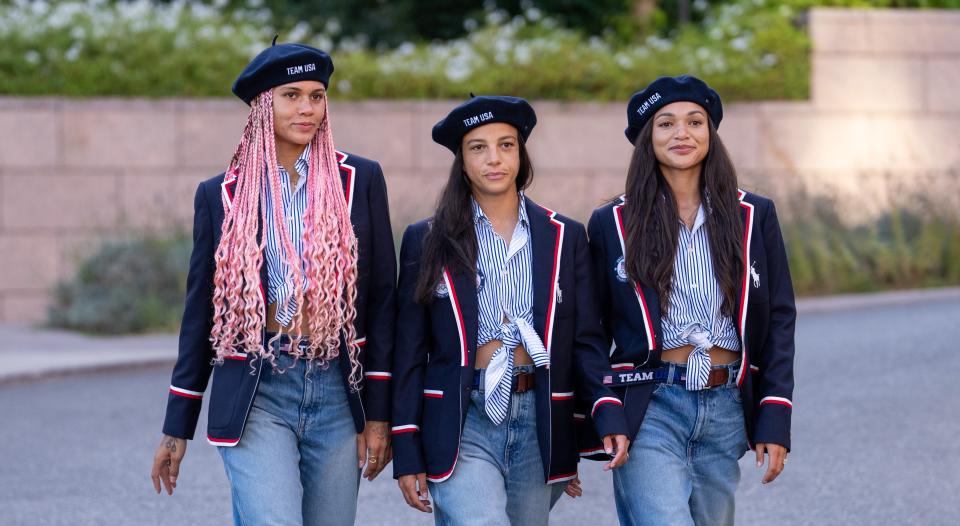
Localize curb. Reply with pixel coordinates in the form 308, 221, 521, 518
2, 287, 958, 387
0, 356, 175, 387
796, 286, 960, 314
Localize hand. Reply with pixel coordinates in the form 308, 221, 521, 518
398, 473, 432, 513
756, 443, 788, 484
151, 434, 187, 495
564, 475, 582, 498
359, 420, 392, 481
602, 434, 630, 471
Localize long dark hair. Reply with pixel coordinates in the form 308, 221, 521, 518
414, 139, 535, 304
622, 118, 743, 316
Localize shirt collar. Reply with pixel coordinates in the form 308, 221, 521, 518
472, 192, 529, 227
277, 143, 311, 188
683, 203, 707, 233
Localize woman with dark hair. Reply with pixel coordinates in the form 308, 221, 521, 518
148, 41, 396, 525
391, 95, 630, 525
583, 76, 796, 525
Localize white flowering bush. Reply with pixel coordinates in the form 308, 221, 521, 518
0, 0, 809, 100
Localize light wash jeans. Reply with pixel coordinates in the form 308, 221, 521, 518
428, 365, 565, 526
218, 354, 360, 526
613, 361, 748, 526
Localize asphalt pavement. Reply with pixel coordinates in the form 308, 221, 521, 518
1, 292, 959, 525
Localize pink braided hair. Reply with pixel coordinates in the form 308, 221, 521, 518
210, 90, 361, 389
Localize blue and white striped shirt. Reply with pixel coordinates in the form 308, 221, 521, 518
264, 144, 311, 326
661, 204, 740, 389
474, 195, 550, 424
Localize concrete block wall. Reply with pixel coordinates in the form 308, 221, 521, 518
1, 7, 959, 323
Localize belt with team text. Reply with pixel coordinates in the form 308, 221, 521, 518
602, 363, 735, 389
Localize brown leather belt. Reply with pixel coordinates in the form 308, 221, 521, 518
472, 370, 536, 393
513, 371, 535, 393
705, 368, 730, 388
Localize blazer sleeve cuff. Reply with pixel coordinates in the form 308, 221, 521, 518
162, 393, 203, 439
754, 397, 793, 451
361, 378, 392, 422
391, 429, 426, 478
590, 397, 629, 439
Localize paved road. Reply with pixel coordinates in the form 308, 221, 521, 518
2, 297, 959, 525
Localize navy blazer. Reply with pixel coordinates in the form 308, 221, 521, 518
391, 196, 628, 485
162, 151, 396, 446
579, 190, 796, 456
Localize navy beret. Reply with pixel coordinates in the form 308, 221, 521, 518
232, 42, 334, 105
624, 75, 722, 144
432, 95, 537, 153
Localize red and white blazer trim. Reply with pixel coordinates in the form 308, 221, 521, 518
551, 391, 574, 401
611, 362, 634, 371
760, 396, 793, 408
540, 205, 565, 354
735, 189, 755, 387
573, 413, 586, 421
422, 389, 444, 398
591, 396, 623, 417
206, 435, 239, 447
442, 268, 469, 367
613, 198, 657, 352
364, 371, 392, 380
335, 150, 357, 215
548, 472, 577, 484
224, 352, 248, 361
169, 385, 203, 399
391, 424, 420, 435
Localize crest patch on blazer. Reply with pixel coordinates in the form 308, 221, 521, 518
435, 281, 450, 298
615, 255, 628, 283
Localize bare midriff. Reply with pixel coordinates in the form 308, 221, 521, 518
660, 344, 740, 365
265, 301, 314, 336
475, 340, 534, 369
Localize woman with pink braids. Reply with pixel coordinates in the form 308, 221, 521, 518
149, 41, 397, 525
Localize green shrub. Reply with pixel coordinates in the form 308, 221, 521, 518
783, 203, 960, 295
0, 0, 811, 101
46, 199, 960, 335
47, 231, 191, 334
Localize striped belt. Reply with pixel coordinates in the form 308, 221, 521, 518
603, 362, 738, 389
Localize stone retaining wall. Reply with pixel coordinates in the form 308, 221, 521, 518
1, 8, 958, 322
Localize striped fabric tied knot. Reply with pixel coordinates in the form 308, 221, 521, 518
483, 314, 550, 425
682, 323, 714, 391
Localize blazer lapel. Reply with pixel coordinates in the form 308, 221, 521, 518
336, 150, 356, 216
443, 267, 478, 368
525, 197, 563, 353
735, 190, 756, 341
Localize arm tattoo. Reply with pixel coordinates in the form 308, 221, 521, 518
165, 439, 177, 453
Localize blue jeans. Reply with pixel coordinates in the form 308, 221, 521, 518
217, 355, 360, 526
613, 362, 748, 526
428, 365, 565, 526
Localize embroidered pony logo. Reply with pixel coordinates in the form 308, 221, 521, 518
750, 261, 760, 289
435, 281, 449, 298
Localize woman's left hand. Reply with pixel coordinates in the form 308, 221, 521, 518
756, 443, 788, 484
359, 420, 392, 481
564, 475, 583, 498
602, 434, 630, 471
